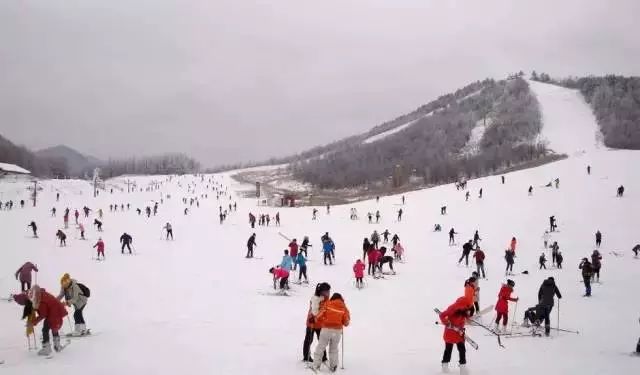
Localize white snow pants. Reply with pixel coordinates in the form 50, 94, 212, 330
313, 328, 342, 369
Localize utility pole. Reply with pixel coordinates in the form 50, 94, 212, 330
32, 180, 38, 207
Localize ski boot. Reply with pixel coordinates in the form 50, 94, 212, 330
53, 336, 64, 352
38, 342, 52, 356
329, 364, 338, 373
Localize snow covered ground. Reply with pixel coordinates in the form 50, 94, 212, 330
362, 112, 433, 145
1, 86, 639, 375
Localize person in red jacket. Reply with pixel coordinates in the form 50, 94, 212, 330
473, 248, 486, 279
353, 259, 365, 289
494, 279, 518, 332
367, 247, 381, 276
439, 296, 472, 373
289, 239, 299, 270
27, 285, 68, 356
93, 238, 105, 260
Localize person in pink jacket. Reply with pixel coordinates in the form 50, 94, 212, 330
93, 238, 105, 260
78, 223, 85, 240
269, 266, 290, 291
353, 260, 365, 289
393, 242, 405, 261
15, 262, 39, 292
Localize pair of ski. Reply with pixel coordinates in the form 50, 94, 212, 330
434, 305, 502, 350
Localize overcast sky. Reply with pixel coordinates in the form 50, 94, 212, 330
1, 0, 638, 167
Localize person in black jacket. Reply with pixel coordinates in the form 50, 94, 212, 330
458, 241, 473, 266
579, 258, 594, 297
595, 230, 602, 248
538, 277, 562, 336
28, 221, 38, 237
120, 233, 133, 254
246, 234, 257, 258
633, 244, 640, 258
300, 236, 311, 257
362, 238, 371, 261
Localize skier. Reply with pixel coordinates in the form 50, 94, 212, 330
322, 239, 334, 265
15, 262, 39, 292
537, 277, 562, 335
362, 238, 372, 261
63, 212, 69, 229
591, 250, 602, 282
269, 266, 290, 292
550, 241, 559, 266
392, 242, 404, 261
300, 236, 311, 257
441, 206, 447, 215
295, 252, 308, 283
367, 246, 380, 276
501, 175, 505, 184
289, 239, 299, 270
633, 244, 640, 258
528, 186, 533, 195
375, 210, 381, 223
275, 212, 280, 226
56, 230, 67, 247
246, 234, 257, 258
56, 192, 60, 201
549, 216, 557, 232
367, 212, 373, 224
310, 293, 350, 372
51, 207, 57, 217
542, 230, 550, 249
554, 178, 560, 188
93, 219, 103, 232
587, 165, 591, 175
58, 273, 89, 336
83, 206, 91, 218
458, 240, 473, 267
164, 222, 173, 240
391, 233, 400, 246
98, 209, 103, 219
472, 231, 481, 247
521, 304, 544, 328
402, 195, 405, 205
539, 253, 547, 270
120, 232, 133, 254
27, 285, 68, 356
93, 238, 105, 260
617, 185, 625, 197
465, 191, 470, 201
578, 258, 593, 297
449, 228, 457, 246
504, 249, 515, 276
312, 209, 318, 220
509, 237, 517, 255
495, 279, 518, 332
249, 213, 256, 228
371, 230, 380, 248
473, 247, 486, 278
478, 188, 483, 199
382, 229, 390, 243
434, 224, 442, 232
397, 208, 403, 222
353, 259, 365, 289
378, 247, 396, 275
28, 221, 38, 237
556, 251, 564, 269
326, 204, 330, 215
78, 223, 85, 240
74, 210, 79, 224
471, 271, 481, 313
303, 283, 330, 363
281, 250, 293, 270
438, 296, 472, 374
595, 230, 602, 248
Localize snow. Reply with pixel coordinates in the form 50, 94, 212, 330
529, 80, 604, 156
362, 112, 433, 145
460, 119, 490, 156
0, 162, 30, 175
1, 89, 639, 375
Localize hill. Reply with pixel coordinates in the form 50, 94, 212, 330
35, 145, 102, 177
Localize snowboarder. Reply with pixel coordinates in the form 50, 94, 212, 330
58, 273, 89, 336
93, 238, 105, 260
438, 296, 472, 374
473, 248, 486, 278
591, 250, 602, 282
579, 258, 593, 296
449, 228, 457, 246
164, 223, 173, 240
296, 252, 308, 283
303, 282, 330, 363
495, 279, 518, 332
595, 230, 602, 248
458, 241, 473, 267
504, 249, 515, 276
353, 259, 365, 289
310, 293, 350, 372
15, 262, 38, 292
269, 266, 290, 292
120, 232, 133, 254
93, 219, 103, 232
539, 253, 547, 269
246, 234, 257, 258
56, 230, 67, 247
28, 221, 38, 237
27, 285, 68, 356
537, 277, 562, 335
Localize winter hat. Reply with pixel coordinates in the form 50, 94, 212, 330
268, 267, 275, 274
507, 279, 515, 287
60, 273, 71, 285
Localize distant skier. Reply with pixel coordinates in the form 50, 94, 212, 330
245, 234, 257, 258
441, 206, 447, 215
549, 216, 557, 232
58, 273, 89, 336
27, 285, 67, 356
312, 209, 318, 221
550, 241, 559, 266
579, 258, 593, 297
56, 230, 67, 247
465, 191, 470, 201
501, 175, 505, 184
391, 233, 400, 246
375, 210, 381, 223
300, 236, 311, 257
472, 231, 481, 247
402, 195, 405, 205
587, 165, 591, 175
438, 296, 472, 374
539, 253, 547, 269
449, 228, 457, 245
478, 188, 483, 199
473, 247, 486, 278
275, 212, 280, 226
495, 279, 518, 332
15, 262, 39, 292
556, 251, 564, 269
371, 230, 380, 248
93, 219, 103, 232
120, 232, 133, 254
164, 223, 173, 240
554, 178, 560, 188
617, 185, 625, 197
504, 249, 515, 276
354, 260, 365, 289
28, 221, 38, 237
397, 208, 403, 222
542, 230, 550, 249
51, 207, 57, 217
269, 266, 290, 292
591, 250, 602, 282
295, 252, 308, 283
458, 241, 473, 267
434, 224, 442, 232
528, 186, 533, 195
392, 242, 404, 261
537, 277, 562, 335
382, 229, 390, 243
56, 192, 60, 201
326, 204, 330, 215
633, 244, 640, 257
367, 212, 373, 224
93, 238, 105, 260
595, 230, 602, 248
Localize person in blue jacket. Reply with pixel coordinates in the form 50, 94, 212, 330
323, 240, 334, 265
296, 252, 308, 283
281, 250, 293, 270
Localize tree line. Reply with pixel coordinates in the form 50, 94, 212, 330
0, 134, 68, 178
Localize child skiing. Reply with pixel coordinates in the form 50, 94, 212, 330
353, 259, 365, 289
392, 242, 404, 261
495, 279, 518, 332
438, 296, 472, 374
93, 238, 105, 260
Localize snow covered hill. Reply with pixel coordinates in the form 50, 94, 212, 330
1, 86, 639, 375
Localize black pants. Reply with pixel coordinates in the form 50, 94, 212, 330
42, 319, 60, 344
300, 247, 308, 257
583, 276, 592, 296
596, 239, 601, 247
323, 253, 332, 265
442, 342, 466, 364
121, 242, 132, 253
474, 301, 480, 314
368, 262, 375, 275
476, 263, 486, 278
303, 328, 326, 361
21, 280, 31, 292
299, 265, 308, 281
166, 229, 173, 240
540, 263, 546, 269
247, 246, 254, 258
557, 261, 563, 269
459, 252, 469, 266
356, 277, 363, 286
74, 305, 86, 324
279, 277, 289, 289
593, 266, 601, 280
506, 263, 513, 273
540, 305, 553, 333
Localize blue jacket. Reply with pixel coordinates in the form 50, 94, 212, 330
323, 241, 334, 253
295, 253, 306, 267
281, 255, 293, 270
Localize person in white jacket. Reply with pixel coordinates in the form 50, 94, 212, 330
302, 282, 331, 363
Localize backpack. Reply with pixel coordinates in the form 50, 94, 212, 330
78, 283, 91, 298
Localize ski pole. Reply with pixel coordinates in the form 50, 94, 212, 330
67, 315, 73, 333
557, 299, 560, 331
341, 329, 345, 370
511, 300, 519, 329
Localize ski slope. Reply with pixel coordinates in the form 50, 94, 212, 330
529, 80, 604, 156
362, 112, 433, 144
1, 95, 639, 374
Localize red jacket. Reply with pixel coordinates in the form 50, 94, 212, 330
439, 297, 470, 344
353, 260, 365, 278
289, 242, 299, 257
510, 239, 517, 252
495, 285, 517, 313
368, 249, 380, 264
473, 250, 485, 263
34, 289, 68, 331
94, 240, 105, 252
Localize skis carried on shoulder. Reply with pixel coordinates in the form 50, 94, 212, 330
434, 308, 479, 350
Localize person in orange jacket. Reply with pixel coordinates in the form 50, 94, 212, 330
494, 279, 518, 332
464, 277, 477, 314
311, 293, 350, 372
439, 296, 473, 373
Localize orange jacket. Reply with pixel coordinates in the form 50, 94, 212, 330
317, 299, 350, 329
306, 296, 327, 329
464, 284, 475, 306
